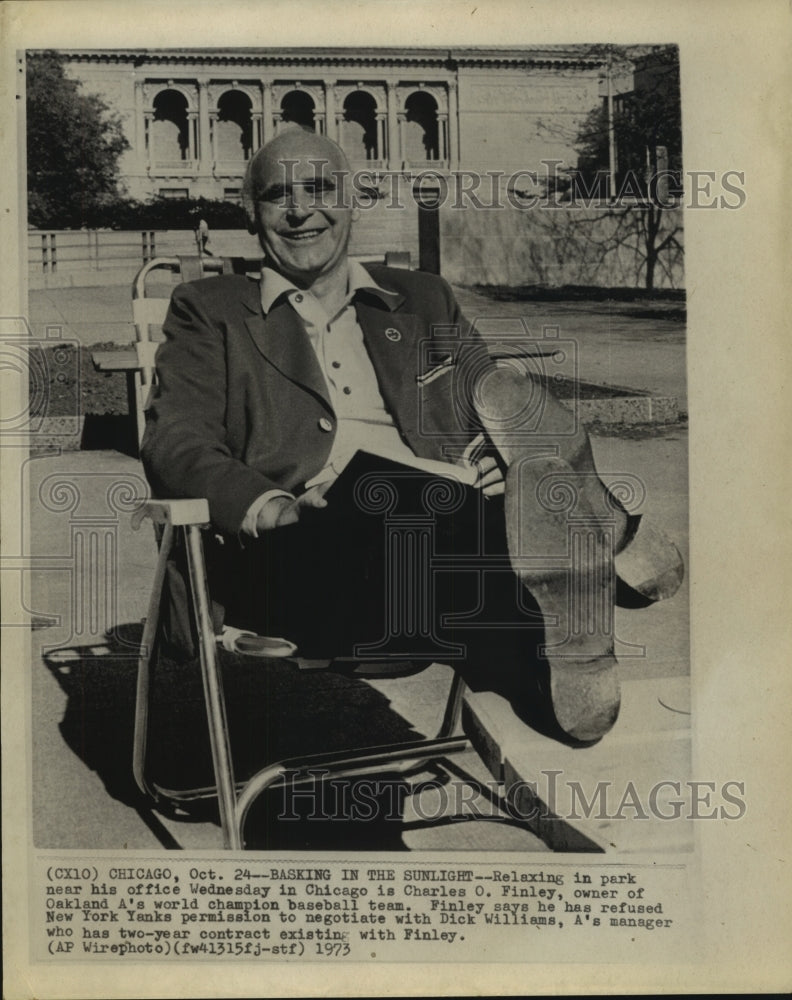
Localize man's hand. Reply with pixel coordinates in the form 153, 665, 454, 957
255, 481, 332, 531
472, 455, 505, 497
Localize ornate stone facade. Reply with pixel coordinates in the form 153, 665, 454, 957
58, 47, 606, 200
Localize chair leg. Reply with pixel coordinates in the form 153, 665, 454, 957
133, 513, 471, 849
437, 670, 467, 738
133, 520, 173, 801
184, 524, 240, 849
234, 734, 472, 847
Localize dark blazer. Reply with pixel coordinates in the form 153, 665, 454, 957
142, 264, 488, 536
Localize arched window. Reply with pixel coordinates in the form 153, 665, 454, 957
151, 89, 189, 163
216, 90, 253, 160
341, 91, 378, 162
280, 90, 315, 130
404, 91, 439, 162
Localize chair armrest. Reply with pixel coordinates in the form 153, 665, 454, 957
92, 348, 139, 372
384, 250, 411, 269
132, 498, 211, 530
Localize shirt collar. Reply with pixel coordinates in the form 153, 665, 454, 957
259, 259, 397, 316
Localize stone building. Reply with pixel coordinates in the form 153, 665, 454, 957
38, 47, 683, 289
58, 47, 608, 202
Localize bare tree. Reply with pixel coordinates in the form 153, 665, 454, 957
531, 45, 684, 291
573, 45, 683, 290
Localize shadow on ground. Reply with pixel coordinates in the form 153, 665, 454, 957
43, 626, 428, 850
469, 283, 686, 322
81, 413, 138, 455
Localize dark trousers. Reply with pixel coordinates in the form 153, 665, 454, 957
215, 465, 546, 709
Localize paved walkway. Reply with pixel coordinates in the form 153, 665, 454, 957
452, 286, 687, 409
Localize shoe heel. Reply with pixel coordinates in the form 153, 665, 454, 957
546, 655, 621, 744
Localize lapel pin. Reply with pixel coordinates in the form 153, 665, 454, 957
385, 327, 402, 342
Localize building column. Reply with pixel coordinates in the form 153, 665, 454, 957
208, 112, 217, 162
187, 111, 198, 163
376, 112, 386, 164
447, 79, 459, 171
143, 112, 153, 169
133, 79, 146, 172
386, 81, 400, 171
437, 112, 448, 164
197, 78, 211, 171
261, 82, 273, 145
324, 81, 337, 141
397, 112, 407, 169
251, 111, 262, 151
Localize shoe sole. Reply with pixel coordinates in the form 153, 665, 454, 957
504, 459, 621, 744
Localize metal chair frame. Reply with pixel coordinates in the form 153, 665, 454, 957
131, 499, 472, 850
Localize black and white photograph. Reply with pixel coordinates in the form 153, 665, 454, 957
1, 1, 789, 996
25, 41, 693, 852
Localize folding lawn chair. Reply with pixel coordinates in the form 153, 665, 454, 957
127, 252, 477, 850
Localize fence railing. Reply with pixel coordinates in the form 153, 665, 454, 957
28, 229, 258, 276
27, 214, 419, 288
26, 229, 265, 288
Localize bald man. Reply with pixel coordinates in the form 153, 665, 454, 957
142, 127, 682, 745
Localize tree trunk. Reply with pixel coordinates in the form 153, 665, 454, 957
645, 248, 656, 291
644, 203, 661, 291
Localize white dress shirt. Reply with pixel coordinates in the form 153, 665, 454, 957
241, 261, 421, 534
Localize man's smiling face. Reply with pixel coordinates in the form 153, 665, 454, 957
251, 130, 359, 288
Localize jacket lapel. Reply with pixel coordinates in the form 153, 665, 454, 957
356, 298, 422, 441
244, 298, 333, 414
239, 274, 422, 428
